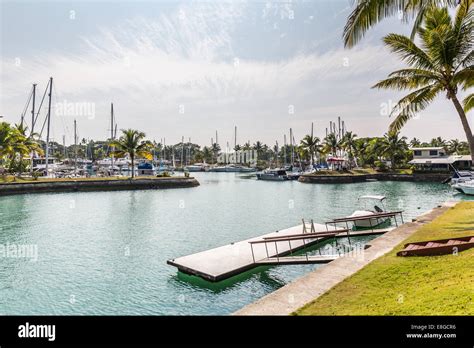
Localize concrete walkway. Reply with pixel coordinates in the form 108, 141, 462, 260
234, 201, 457, 315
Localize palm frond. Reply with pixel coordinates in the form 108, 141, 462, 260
383, 33, 435, 70
343, 0, 406, 48
389, 84, 442, 132
463, 93, 474, 113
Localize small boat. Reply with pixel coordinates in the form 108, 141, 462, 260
256, 169, 289, 181
452, 180, 474, 195
348, 195, 390, 229
184, 165, 204, 172
449, 166, 474, 184
397, 235, 474, 257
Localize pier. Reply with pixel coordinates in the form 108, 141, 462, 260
167, 219, 394, 282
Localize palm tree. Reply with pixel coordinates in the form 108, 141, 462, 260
380, 131, 409, 169
448, 139, 469, 154
211, 143, 221, 164
253, 141, 264, 159
373, 3, 474, 161
300, 134, 321, 165
343, 0, 457, 48
341, 131, 358, 167
409, 137, 421, 147
430, 137, 448, 149
323, 133, 340, 156
111, 129, 152, 178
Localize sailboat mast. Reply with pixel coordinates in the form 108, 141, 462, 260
45, 77, 53, 176
74, 119, 77, 174
234, 126, 237, 150
110, 103, 114, 172
31, 83, 36, 133
283, 134, 287, 166
290, 128, 294, 166
181, 136, 184, 168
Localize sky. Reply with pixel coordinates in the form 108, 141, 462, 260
0, 0, 471, 147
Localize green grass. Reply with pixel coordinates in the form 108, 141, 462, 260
295, 202, 474, 315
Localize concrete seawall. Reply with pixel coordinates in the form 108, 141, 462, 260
234, 201, 457, 315
298, 173, 450, 184
0, 177, 200, 196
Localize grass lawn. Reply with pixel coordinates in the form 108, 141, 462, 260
0, 175, 180, 184
295, 202, 474, 315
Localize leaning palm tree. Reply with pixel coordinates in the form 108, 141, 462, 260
111, 129, 152, 178
373, 2, 474, 160
343, 0, 457, 48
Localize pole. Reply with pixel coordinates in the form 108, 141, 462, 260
234, 126, 237, 150
74, 119, 77, 174
63, 135, 66, 158
111, 103, 114, 175
290, 128, 294, 166
283, 134, 287, 166
45, 77, 53, 176
181, 136, 184, 169
31, 84, 36, 133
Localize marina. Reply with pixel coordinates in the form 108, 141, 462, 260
0, 173, 466, 315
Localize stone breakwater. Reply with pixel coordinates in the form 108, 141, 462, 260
298, 173, 450, 184
0, 177, 200, 196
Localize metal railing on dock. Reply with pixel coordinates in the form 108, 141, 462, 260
325, 210, 404, 238
248, 221, 350, 264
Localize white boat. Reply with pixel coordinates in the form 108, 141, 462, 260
184, 165, 204, 172
256, 169, 289, 181
348, 195, 390, 228
452, 180, 474, 195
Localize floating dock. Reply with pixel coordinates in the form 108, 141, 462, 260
167, 221, 393, 282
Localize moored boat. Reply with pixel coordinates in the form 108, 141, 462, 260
256, 169, 289, 181
348, 195, 391, 228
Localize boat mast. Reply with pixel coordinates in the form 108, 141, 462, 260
74, 119, 77, 174
181, 136, 184, 169
283, 134, 287, 167
110, 103, 114, 173
311, 122, 314, 166
45, 77, 53, 176
234, 126, 237, 150
31, 83, 36, 133
290, 128, 294, 167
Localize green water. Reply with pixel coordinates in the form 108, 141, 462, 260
0, 173, 465, 315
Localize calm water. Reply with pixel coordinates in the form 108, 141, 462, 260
0, 173, 466, 315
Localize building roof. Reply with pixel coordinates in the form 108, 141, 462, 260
410, 147, 444, 151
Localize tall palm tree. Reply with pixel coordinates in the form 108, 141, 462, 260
343, 0, 457, 48
300, 134, 321, 165
253, 141, 264, 159
111, 129, 152, 178
380, 131, 409, 169
373, 3, 474, 160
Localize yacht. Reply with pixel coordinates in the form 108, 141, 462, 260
452, 180, 474, 195
256, 169, 289, 181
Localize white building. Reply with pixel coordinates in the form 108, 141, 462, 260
409, 147, 472, 171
